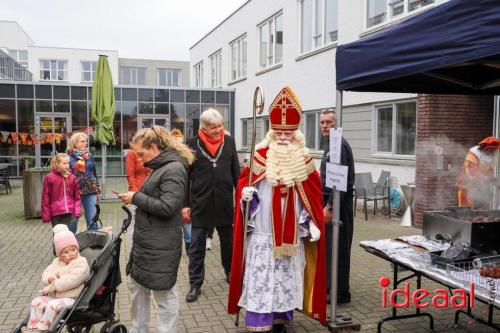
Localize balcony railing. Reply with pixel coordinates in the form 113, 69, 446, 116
0, 49, 32, 81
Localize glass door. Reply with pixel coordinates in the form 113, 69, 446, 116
138, 116, 170, 130
35, 114, 71, 167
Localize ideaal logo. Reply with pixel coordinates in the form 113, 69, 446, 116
379, 276, 474, 309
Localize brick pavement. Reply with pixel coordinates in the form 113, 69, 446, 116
1, 183, 499, 332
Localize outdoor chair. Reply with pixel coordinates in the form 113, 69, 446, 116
354, 172, 390, 220
374, 170, 391, 206
0, 170, 12, 194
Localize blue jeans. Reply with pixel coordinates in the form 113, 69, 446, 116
183, 223, 192, 244
81, 193, 98, 231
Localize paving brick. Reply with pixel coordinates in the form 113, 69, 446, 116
1, 184, 500, 332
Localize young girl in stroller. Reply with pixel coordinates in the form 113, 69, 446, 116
27, 224, 90, 332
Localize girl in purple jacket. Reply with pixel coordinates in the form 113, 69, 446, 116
41, 153, 81, 233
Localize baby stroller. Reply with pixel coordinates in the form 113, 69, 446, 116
13, 205, 132, 333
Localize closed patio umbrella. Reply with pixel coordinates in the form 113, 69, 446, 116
91, 55, 115, 198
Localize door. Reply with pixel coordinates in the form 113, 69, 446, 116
138, 116, 170, 130
35, 114, 71, 167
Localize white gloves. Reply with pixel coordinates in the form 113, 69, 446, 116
40, 283, 57, 296
309, 222, 320, 242
242, 186, 257, 202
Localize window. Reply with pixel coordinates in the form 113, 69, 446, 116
40, 60, 68, 81
300, 0, 338, 54
366, 0, 435, 29
193, 61, 203, 88
157, 68, 182, 87
242, 119, 248, 147
8, 50, 28, 67
209, 50, 222, 88
375, 101, 416, 156
120, 67, 146, 85
258, 12, 283, 70
230, 35, 247, 82
81, 61, 97, 82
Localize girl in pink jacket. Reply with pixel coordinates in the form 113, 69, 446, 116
42, 153, 81, 234
27, 224, 90, 332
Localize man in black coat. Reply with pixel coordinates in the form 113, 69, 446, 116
319, 109, 355, 304
183, 108, 240, 302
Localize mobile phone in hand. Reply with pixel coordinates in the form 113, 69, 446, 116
112, 190, 122, 198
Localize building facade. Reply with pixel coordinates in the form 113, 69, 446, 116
189, 0, 447, 187
0, 82, 234, 177
0, 21, 189, 88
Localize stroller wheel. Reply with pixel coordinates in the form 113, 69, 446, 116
67, 324, 93, 333
100, 321, 113, 333
109, 322, 128, 333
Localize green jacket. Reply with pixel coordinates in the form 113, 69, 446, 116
126, 147, 188, 290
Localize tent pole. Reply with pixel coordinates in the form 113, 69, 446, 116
493, 96, 499, 209
325, 90, 360, 332
102, 144, 106, 199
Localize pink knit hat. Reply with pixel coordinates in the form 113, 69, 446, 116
53, 224, 79, 256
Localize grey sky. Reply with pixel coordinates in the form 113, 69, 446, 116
1, 0, 245, 60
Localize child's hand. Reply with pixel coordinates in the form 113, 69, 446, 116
47, 274, 57, 284
40, 283, 57, 296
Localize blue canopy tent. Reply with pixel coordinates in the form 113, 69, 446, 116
328, 1, 500, 331
336, 0, 500, 95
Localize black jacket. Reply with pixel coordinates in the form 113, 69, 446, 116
320, 136, 355, 206
127, 148, 188, 290
186, 135, 240, 228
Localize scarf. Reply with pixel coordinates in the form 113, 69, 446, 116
198, 126, 225, 157
69, 149, 89, 173
271, 184, 298, 258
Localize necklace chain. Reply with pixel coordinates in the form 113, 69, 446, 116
197, 139, 225, 166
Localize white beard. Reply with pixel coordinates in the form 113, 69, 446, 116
262, 131, 308, 187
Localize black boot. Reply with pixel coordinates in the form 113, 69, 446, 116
186, 287, 201, 302
272, 324, 287, 333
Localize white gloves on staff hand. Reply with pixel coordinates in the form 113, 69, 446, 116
242, 186, 257, 202
309, 222, 320, 242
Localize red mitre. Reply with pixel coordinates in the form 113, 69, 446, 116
269, 86, 302, 130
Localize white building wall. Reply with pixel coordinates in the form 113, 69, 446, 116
0, 21, 34, 51
27, 46, 119, 84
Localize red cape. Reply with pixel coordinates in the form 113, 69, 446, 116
228, 147, 327, 323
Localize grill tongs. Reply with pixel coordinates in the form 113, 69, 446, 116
435, 233, 473, 260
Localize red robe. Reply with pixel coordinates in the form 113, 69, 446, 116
228, 147, 327, 323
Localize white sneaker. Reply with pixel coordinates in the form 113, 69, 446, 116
206, 238, 212, 250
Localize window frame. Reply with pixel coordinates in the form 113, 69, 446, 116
81, 61, 97, 82
39, 59, 68, 81
229, 34, 247, 83
157, 68, 182, 87
120, 66, 147, 86
8, 49, 28, 67
299, 0, 338, 55
209, 50, 222, 88
364, 0, 436, 31
193, 61, 204, 88
257, 11, 284, 70
372, 100, 416, 158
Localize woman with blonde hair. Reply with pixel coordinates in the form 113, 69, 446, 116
67, 132, 100, 231
116, 125, 193, 333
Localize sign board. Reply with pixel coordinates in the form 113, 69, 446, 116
329, 127, 342, 164
325, 162, 348, 192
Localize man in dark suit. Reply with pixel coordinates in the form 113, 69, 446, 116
183, 108, 240, 302
319, 109, 355, 304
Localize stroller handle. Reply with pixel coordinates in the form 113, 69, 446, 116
121, 205, 133, 232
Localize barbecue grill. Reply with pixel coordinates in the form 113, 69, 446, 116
423, 207, 500, 254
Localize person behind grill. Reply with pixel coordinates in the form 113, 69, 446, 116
456, 136, 500, 209
183, 108, 240, 303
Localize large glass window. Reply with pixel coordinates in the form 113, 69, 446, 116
230, 35, 247, 82
0, 100, 16, 156
258, 12, 283, 70
209, 51, 222, 88
300, 0, 338, 54
158, 68, 182, 87
8, 50, 28, 67
186, 104, 200, 139
120, 67, 146, 86
81, 61, 97, 82
40, 60, 68, 81
18, 100, 34, 156
193, 61, 203, 88
375, 101, 416, 156
366, 0, 434, 29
